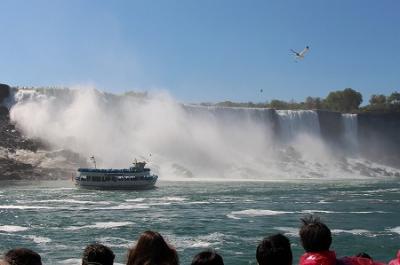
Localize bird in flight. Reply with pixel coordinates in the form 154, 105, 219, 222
290, 46, 310, 61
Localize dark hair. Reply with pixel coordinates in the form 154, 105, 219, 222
82, 243, 115, 265
299, 215, 332, 252
355, 253, 372, 260
127, 230, 179, 265
256, 234, 292, 265
191, 250, 224, 265
4, 248, 42, 265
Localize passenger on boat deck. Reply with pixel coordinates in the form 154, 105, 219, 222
256, 233, 292, 265
339, 252, 386, 265
3, 248, 42, 265
82, 243, 115, 265
126, 230, 179, 265
191, 250, 224, 265
298, 215, 336, 265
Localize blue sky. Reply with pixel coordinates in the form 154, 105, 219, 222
0, 0, 399, 103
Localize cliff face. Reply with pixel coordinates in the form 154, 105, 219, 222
358, 112, 400, 167
0, 84, 86, 180
0, 83, 10, 102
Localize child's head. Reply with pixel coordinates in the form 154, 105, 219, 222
299, 215, 332, 252
256, 233, 292, 265
191, 250, 224, 265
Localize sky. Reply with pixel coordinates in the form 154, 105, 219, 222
0, 0, 399, 103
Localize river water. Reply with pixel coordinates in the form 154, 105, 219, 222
0, 179, 399, 264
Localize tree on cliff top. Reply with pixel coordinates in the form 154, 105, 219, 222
324, 88, 362, 112
388, 92, 400, 105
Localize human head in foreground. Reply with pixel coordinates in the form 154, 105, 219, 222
299, 215, 332, 252
126, 230, 179, 265
4, 248, 42, 265
82, 243, 115, 265
191, 250, 224, 265
356, 253, 372, 260
389, 250, 400, 265
256, 233, 292, 265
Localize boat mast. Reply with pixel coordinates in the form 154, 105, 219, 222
90, 156, 97, 169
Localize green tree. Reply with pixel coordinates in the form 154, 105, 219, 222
305, 96, 322, 109
369, 94, 387, 105
269, 99, 288, 110
324, 88, 362, 112
388, 91, 400, 105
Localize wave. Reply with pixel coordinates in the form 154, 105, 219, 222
18, 199, 111, 205
0, 225, 29, 232
227, 209, 388, 220
170, 232, 225, 249
227, 209, 292, 219
273, 226, 299, 236
65, 221, 134, 231
387, 226, 400, 235
0, 205, 53, 210
26, 235, 52, 244
125, 198, 146, 202
331, 229, 373, 236
93, 204, 150, 210
301, 210, 388, 214
57, 258, 82, 265
96, 236, 133, 248
158, 196, 187, 202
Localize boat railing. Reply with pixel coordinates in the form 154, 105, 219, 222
78, 168, 150, 173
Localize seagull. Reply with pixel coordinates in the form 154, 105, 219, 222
290, 46, 310, 61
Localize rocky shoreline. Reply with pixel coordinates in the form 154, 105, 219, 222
0, 83, 86, 180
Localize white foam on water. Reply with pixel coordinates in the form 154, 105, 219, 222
65, 221, 134, 231
301, 209, 387, 214
348, 211, 388, 214
0, 225, 29, 232
274, 226, 299, 237
158, 196, 187, 201
226, 214, 242, 220
332, 229, 372, 235
57, 258, 81, 265
185, 201, 210, 205
0, 205, 53, 210
171, 232, 225, 249
387, 226, 400, 235
96, 236, 133, 248
125, 198, 146, 202
94, 204, 150, 210
228, 209, 292, 218
26, 235, 52, 244
301, 210, 336, 214
149, 202, 173, 206
20, 199, 110, 205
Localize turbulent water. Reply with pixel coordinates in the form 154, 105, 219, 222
0, 180, 399, 264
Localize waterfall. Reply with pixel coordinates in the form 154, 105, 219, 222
7, 87, 399, 180
276, 110, 321, 142
342, 113, 358, 154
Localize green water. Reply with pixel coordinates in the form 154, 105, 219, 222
0, 180, 399, 264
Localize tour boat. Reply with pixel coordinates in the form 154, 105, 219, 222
75, 158, 158, 190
